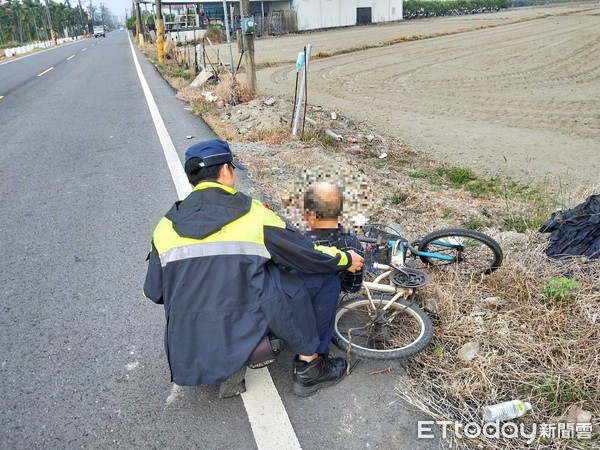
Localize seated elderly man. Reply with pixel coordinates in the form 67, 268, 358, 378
296, 180, 365, 356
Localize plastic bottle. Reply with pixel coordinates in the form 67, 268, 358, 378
482, 400, 532, 422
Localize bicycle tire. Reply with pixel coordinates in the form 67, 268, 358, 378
332, 297, 433, 360
417, 228, 503, 275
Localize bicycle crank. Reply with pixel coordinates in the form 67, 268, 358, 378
391, 268, 430, 288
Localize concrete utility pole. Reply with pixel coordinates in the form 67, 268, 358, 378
44, 0, 57, 44
135, 0, 143, 44
156, 0, 164, 63
239, 0, 256, 91
77, 0, 85, 35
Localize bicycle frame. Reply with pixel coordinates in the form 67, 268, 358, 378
391, 239, 457, 263
361, 262, 413, 311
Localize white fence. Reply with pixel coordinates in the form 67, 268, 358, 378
3, 36, 85, 58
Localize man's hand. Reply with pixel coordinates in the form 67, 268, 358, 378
346, 250, 364, 273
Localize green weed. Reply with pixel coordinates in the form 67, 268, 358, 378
539, 277, 580, 305
463, 218, 486, 230
533, 376, 593, 416
389, 190, 410, 205
432, 347, 444, 357
409, 171, 432, 179
435, 166, 477, 185
394, 157, 410, 166
502, 212, 533, 233
300, 129, 339, 148
190, 100, 213, 116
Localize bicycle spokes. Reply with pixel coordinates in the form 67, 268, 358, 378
418, 232, 501, 274
338, 301, 426, 352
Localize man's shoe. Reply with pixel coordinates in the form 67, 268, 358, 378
292, 355, 347, 397
320, 353, 347, 372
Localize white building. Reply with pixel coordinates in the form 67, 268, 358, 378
194, 0, 403, 31
292, 0, 403, 30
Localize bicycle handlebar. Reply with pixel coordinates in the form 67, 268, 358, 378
358, 237, 378, 244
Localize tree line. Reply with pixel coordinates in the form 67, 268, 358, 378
0, 0, 116, 47
403, 0, 580, 19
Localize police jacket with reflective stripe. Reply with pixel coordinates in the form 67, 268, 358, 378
143, 182, 351, 386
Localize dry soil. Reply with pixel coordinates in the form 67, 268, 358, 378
234, 3, 600, 187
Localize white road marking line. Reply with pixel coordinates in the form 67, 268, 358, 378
127, 34, 190, 199
0, 96, 4, 100
81, 48, 87, 52
127, 33, 302, 450
37, 67, 54, 77
67, 55, 75, 60
242, 368, 302, 450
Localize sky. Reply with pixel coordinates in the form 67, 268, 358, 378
82, 0, 137, 24
107, 0, 135, 23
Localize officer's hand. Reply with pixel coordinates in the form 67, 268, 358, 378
346, 250, 364, 273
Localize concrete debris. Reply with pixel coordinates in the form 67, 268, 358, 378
565, 404, 592, 425
190, 69, 215, 88
203, 91, 219, 103
482, 296, 508, 306
458, 341, 480, 361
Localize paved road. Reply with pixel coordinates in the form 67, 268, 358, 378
0, 31, 441, 449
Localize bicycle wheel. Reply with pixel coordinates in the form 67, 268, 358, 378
417, 228, 503, 275
332, 297, 433, 360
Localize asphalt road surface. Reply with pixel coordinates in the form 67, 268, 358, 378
0, 31, 441, 449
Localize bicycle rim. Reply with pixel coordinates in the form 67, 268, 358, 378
333, 298, 433, 360
418, 228, 503, 275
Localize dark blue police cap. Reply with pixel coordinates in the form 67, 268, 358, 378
184, 139, 243, 169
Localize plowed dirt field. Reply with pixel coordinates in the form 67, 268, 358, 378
249, 4, 600, 186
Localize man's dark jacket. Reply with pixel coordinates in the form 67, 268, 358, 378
143, 182, 352, 385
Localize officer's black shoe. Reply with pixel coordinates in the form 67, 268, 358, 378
292, 355, 347, 397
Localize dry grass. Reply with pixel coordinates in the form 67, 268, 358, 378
397, 248, 600, 449
235, 141, 600, 448
175, 84, 206, 103
167, 76, 190, 91
214, 73, 255, 105
256, 60, 280, 69
244, 126, 294, 144
204, 25, 225, 44
164, 37, 175, 56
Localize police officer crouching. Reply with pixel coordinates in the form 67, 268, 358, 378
143, 139, 364, 397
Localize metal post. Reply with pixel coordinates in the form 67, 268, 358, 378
292, 44, 311, 135
221, 0, 234, 74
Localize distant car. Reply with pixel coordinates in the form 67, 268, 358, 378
120, 26, 124, 31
